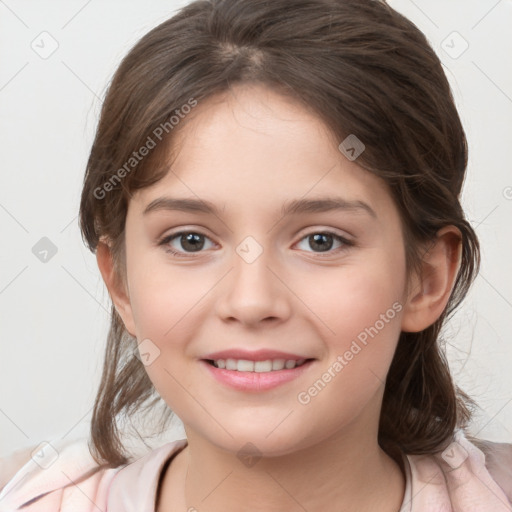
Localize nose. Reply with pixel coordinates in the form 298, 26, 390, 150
214, 246, 292, 327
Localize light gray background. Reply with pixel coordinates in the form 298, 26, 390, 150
0, 0, 511, 458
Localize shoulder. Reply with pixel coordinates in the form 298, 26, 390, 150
468, 434, 512, 502
106, 437, 188, 511
406, 429, 512, 511
0, 436, 189, 512
0, 444, 38, 492
0, 437, 123, 511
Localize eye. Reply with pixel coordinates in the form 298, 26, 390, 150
158, 229, 353, 258
296, 231, 353, 255
158, 231, 215, 257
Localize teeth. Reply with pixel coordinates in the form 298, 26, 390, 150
212, 358, 307, 372
274, 359, 287, 371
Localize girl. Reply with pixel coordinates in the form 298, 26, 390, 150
1, 0, 511, 510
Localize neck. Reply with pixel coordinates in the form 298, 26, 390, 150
160, 421, 405, 512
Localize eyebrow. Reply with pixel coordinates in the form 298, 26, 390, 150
143, 196, 377, 219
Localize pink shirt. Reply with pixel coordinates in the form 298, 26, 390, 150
1, 429, 511, 511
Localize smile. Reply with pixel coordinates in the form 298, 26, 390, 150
201, 358, 316, 392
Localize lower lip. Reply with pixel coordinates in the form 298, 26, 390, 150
200, 359, 316, 392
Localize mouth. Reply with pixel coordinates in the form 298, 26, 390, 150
202, 358, 315, 372
200, 357, 317, 392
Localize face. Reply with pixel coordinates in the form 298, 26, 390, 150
115, 83, 411, 456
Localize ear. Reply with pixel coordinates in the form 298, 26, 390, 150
401, 226, 462, 333
96, 240, 137, 337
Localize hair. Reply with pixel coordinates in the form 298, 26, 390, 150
79, 0, 480, 468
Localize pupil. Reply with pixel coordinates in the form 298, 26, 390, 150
310, 233, 332, 252
182, 233, 204, 252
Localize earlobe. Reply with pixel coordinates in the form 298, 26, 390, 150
401, 226, 462, 333
96, 240, 137, 337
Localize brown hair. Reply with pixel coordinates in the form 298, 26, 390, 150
79, 0, 480, 467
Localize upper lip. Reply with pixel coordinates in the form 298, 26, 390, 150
201, 349, 314, 362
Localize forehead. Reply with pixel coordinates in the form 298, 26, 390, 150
130, 83, 395, 221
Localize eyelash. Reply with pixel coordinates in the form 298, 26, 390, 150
158, 229, 354, 258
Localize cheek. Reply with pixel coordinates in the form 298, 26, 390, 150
297, 250, 406, 379
293, 265, 405, 425
307, 254, 404, 333
126, 243, 205, 340
126, 263, 204, 406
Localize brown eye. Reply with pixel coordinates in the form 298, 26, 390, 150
159, 231, 214, 257
177, 233, 206, 252
296, 231, 353, 255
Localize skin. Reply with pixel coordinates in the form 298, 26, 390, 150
97, 83, 462, 512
